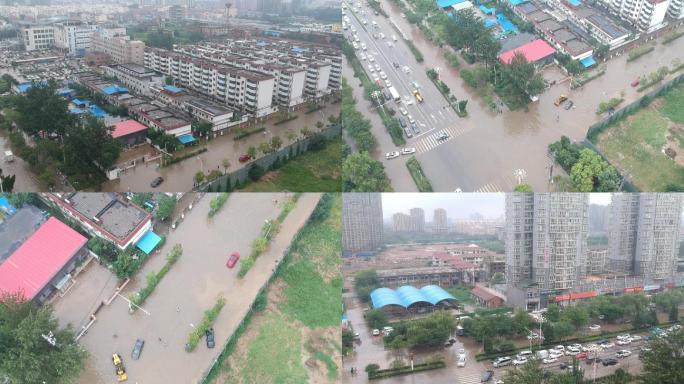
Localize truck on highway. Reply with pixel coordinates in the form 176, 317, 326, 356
388, 86, 400, 102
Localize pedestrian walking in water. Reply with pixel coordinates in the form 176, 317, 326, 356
176, 306, 180, 313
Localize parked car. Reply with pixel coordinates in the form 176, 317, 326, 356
457, 355, 466, 367
492, 356, 512, 368
481, 370, 494, 382
602, 358, 618, 366
513, 357, 528, 366
629, 335, 642, 342
554, 95, 568, 106
385, 151, 400, 160
131, 339, 144, 360
589, 324, 601, 331
401, 147, 416, 155
398, 117, 407, 128
577, 351, 588, 360
617, 338, 631, 346
150, 177, 164, 188
205, 328, 215, 348
372, 329, 380, 336
542, 357, 557, 364
549, 350, 564, 359
239, 154, 252, 163
564, 100, 574, 110
631, 78, 640, 87
616, 350, 632, 358
226, 251, 240, 268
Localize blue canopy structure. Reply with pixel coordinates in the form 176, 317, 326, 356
497, 13, 519, 33
484, 19, 497, 28
508, 0, 527, 5
0, 197, 17, 215
101, 85, 129, 95
437, 0, 467, 8
88, 105, 108, 118
71, 98, 89, 107
479, 4, 496, 14
568, 0, 581, 5
69, 107, 85, 114
177, 134, 197, 144
136, 230, 162, 254
163, 85, 183, 94
16, 83, 32, 93
370, 285, 457, 309
580, 56, 596, 67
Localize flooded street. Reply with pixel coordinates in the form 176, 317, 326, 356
350, 0, 684, 191
102, 105, 339, 192
0, 130, 43, 191
49, 193, 320, 383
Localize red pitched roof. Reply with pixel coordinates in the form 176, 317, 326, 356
0, 217, 87, 300
471, 285, 504, 302
111, 119, 148, 139
498, 39, 556, 64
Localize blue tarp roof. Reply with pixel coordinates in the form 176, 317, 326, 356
568, 0, 581, 5
497, 13, 519, 33
370, 285, 457, 309
291, 46, 306, 53
508, 0, 527, 5
480, 4, 496, 14
16, 83, 32, 93
72, 98, 88, 106
69, 107, 85, 114
136, 230, 162, 255
580, 56, 596, 67
177, 134, 197, 144
0, 197, 16, 215
437, 0, 467, 7
57, 88, 73, 96
88, 105, 108, 118
163, 85, 183, 94
484, 19, 497, 28
101, 85, 128, 95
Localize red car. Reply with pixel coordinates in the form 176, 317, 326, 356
577, 351, 588, 360
226, 252, 240, 268
239, 154, 252, 163
631, 78, 640, 87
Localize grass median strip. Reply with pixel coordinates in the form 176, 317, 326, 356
406, 156, 433, 192
186, 295, 226, 352
238, 194, 299, 278
207, 193, 229, 218
129, 244, 182, 310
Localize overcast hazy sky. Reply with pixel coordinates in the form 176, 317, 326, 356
381, 193, 612, 221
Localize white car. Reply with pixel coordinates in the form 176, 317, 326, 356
542, 357, 557, 364
617, 339, 631, 346
565, 347, 581, 356
512, 357, 527, 366
371, 329, 380, 336
387, 42, 393, 47
457, 355, 466, 367
352, 42, 359, 50
385, 151, 400, 160
617, 334, 631, 341
403, 96, 414, 105
379, 71, 387, 80
379, 32, 385, 39
367, 64, 374, 73
401, 148, 416, 155
527, 333, 540, 340
359, 52, 367, 60
399, 107, 408, 115
551, 345, 565, 353
384, 79, 392, 87
616, 350, 632, 358
372, 74, 379, 82
374, 64, 381, 71
368, 55, 375, 62
402, 65, 411, 74
361, 43, 367, 50
589, 324, 601, 331
601, 341, 615, 349
629, 335, 642, 342
549, 350, 564, 359
569, 344, 582, 350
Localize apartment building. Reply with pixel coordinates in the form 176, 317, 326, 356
342, 193, 384, 254
102, 63, 164, 96
506, 193, 588, 309
22, 25, 55, 51
392, 212, 412, 232
669, 0, 684, 18
376, 267, 462, 289
587, 246, 608, 275
53, 21, 97, 56
144, 48, 277, 118
410, 208, 425, 233
432, 208, 449, 234
608, 193, 683, 279
599, 0, 671, 31
91, 28, 145, 65
608, 193, 640, 273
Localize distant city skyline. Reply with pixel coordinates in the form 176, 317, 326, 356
381, 193, 612, 222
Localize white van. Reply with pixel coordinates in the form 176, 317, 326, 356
517, 350, 533, 360
493, 356, 512, 368
536, 350, 549, 360
457, 355, 466, 367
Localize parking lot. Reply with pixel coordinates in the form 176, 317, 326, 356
50, 192, 320, 383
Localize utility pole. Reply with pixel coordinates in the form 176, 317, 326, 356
116, 292, 151, 315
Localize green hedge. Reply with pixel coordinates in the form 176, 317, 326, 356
368, 361, 446, 380
208, 193, 230, 218
130, 244, 182, 310
164, 147, 208, 166
186, 296, 226, 352
662, 30, 684, 44
234, 125, 265, 140
406, 40, 424, 63
273, 115, 298, 125
627, 45, 655, 62
406, 157, 433, 192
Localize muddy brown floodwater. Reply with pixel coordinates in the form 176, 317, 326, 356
354, 0, 684, 191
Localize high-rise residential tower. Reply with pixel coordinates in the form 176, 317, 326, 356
433, 208, 448, 234
392, 212, 411, 232
410, 208, 425, 233
342, 194, 384, 254
608, 193, 641, 273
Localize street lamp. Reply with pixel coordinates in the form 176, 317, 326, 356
514, 169, 527, 185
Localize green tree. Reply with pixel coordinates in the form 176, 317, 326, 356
342, 152, 392, 192
194, 171, 205, 186
222, 158, 231, 174
560, 305, 590, 330
164, 76, 174, 85
490, 272, 505, 284
191, 120, 212, 138
0, 168, 15, 192
0, 293, 87, 383
502, 53, 546, 105
548, 136, 583, 171
354, 270, 379, 302
155, 194, 177, 221
63, 117, 122, 181
258, 142, 272, 155
14, 80, 73, 137
570, 148, 620, 192
514, 183, 533, 192
365, 309, 387, 330
270, 135, 283, 151
641, 328, 684, 384
545, 303, 561, 322
501, 358, 545, 384
405, 310, 455, 348
247, 146, 257, 159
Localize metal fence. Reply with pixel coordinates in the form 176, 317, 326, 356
195, 123, 341, 192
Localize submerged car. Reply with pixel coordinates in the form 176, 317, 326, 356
131, 339, 144, 360
385, 151, 400, 160
226, 251, 240, 268
239, 154, 252, 163
206, 327, 215, 348
150, 177, 164, 188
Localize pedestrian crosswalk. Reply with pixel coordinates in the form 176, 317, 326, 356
474, 172, 519, 193
414, 124, 471, 154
